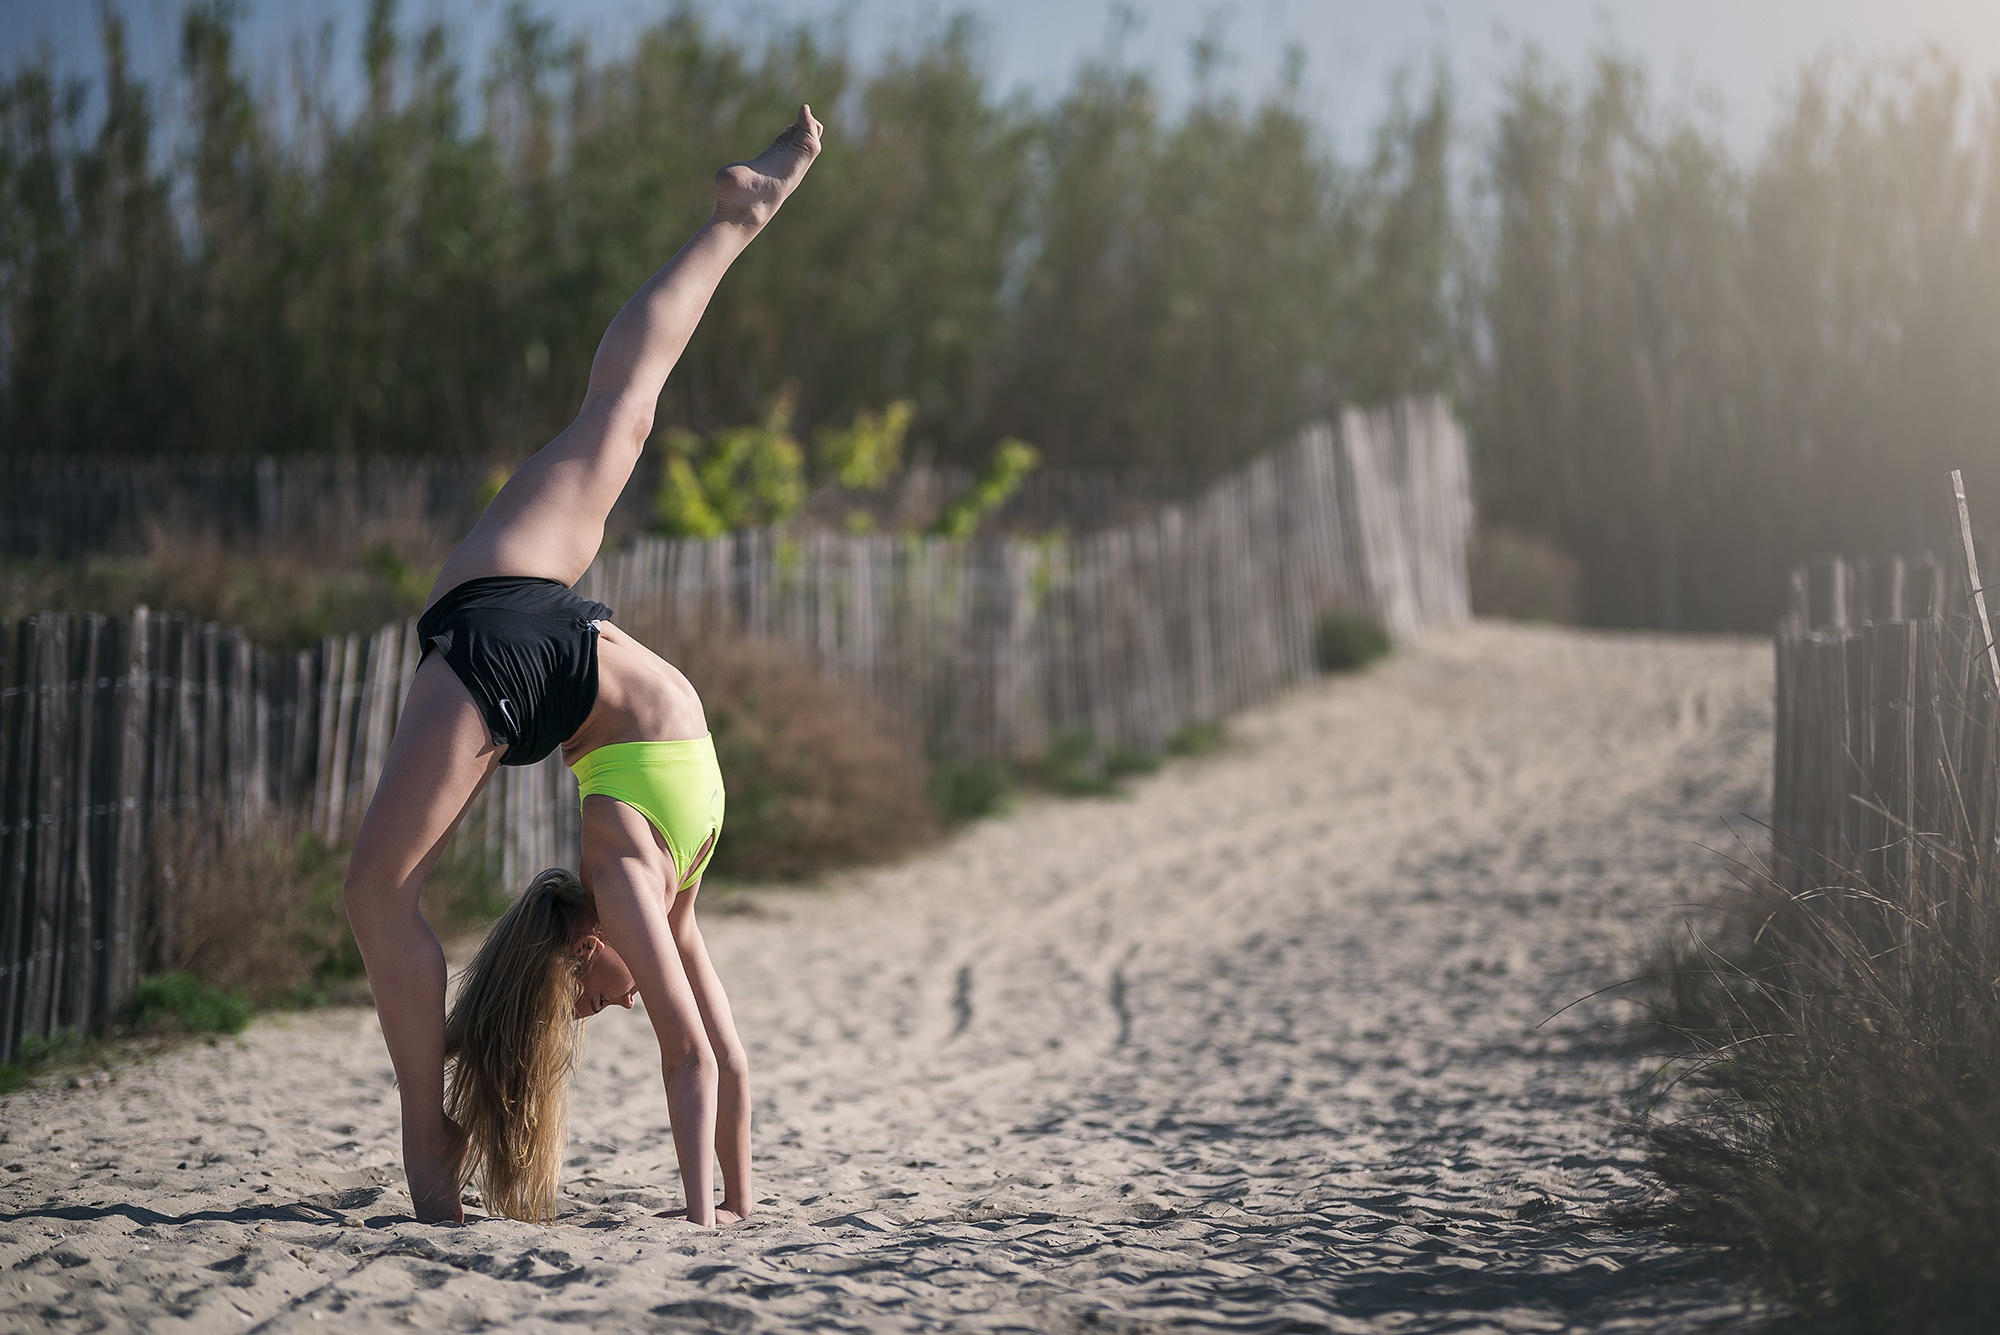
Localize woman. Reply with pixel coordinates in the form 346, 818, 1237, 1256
342, 106, 823, 1226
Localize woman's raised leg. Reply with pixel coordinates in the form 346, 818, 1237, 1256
342, 657, 505, 1223
346, 106, 822, 1223
429, 105, 824, 598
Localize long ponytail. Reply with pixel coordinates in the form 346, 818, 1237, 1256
443, 867, 591, 1222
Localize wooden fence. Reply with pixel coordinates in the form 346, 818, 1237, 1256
0, 451, 1192, 562
0, 396, 1471, 1061
0, 454, 496, 561
1769, 540, 2000, 953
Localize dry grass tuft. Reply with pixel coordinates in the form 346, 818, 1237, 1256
618, 607, 941, 880
147, 814, 353, 1004
1470, 526, 1580, 624
148, 810, 503, 1005
1633, 839, 2000, 1326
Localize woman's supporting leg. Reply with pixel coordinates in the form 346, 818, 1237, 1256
430, 105, 825, 597
342, 657, 505, 1223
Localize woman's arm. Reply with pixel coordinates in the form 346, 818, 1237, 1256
670, 883, 754, 1218
581, 800, 722, 1224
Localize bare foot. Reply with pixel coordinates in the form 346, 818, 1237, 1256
712, 104, 823, 230
408, 1116, 468, 1225
653, 1206, 745, 1227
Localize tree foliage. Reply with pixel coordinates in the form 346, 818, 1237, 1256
0, 1, 1453, 481
1469, 51, 2000, 629
8, 6, 2000, 629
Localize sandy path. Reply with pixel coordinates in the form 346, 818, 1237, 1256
1, 623, 1776, 1333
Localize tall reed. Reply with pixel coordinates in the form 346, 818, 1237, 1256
1636, 633, 2000, 1322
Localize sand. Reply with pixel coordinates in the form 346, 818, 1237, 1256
1, 622, 1779, 1333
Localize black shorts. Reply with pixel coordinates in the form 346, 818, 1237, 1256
416, 576, 615, 767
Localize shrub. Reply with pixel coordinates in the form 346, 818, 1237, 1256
1103, 748, 1161, 780
1165, 721, 1227, 757
129, 973, 253, 1035
0, 1028, 85, 1090
1022, 728, 1165, 795
1033, 728, 1117, 796
619, 609, 941, 880
149, 815, 356, 1003
1470, 526, 1580, 623
651, 395, 808, 538
1313, 612, 1391, 672
931, 438, 1040, 539
932, 761, 1012, 824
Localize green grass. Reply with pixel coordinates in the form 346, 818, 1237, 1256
1632, 872, 2000, 1326
1037, 729, 1119, 796
1314, 612, 1392, 673
1103, 748, 1161, 780
932, 761, 1014, 824
0, 1028, 85, 1091
1165, 721, 1228, 757
1024, 729, 1168, 797
129, 973, 254, 1035
1, 974, 256, 1093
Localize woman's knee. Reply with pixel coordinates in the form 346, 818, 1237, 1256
341, 855, 416, 931
715, 1037, 751, 1081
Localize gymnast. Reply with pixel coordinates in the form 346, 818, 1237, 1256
341, 106, 823, 1225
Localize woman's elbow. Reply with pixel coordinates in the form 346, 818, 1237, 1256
661, 1038, 718, 1080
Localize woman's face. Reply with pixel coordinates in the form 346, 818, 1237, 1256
574, 934, 638, 1018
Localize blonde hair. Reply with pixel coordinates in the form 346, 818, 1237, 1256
443, 867, 592, 1222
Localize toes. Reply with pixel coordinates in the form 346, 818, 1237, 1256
790, 103, 823, 153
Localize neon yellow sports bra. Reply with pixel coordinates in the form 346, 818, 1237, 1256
570, 735, 726, 892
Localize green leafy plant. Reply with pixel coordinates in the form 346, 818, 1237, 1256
931, 760, 1012, 824
129, 973, 254, 1035
1103, 748, 1161, 780
0, 1028, 86, 1090
816, 399, 915, 491
1313, 612, 1391, 673
1166, 721, 1227, 757
933, 438, 1039, 539
652, 394, 808, 538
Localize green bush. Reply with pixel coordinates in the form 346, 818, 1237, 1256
1165, 721, 1227, 757
1025, 729, 1163, 795
932, 761, 1013, 824
931, 438, 1040, 539
0, 1028, 85, 1090
1103, 748, 1161, 780
1313, 612, 1391, 673
1036, 729, 1117, 796
652, 396, 808, 538
816, 400, 915, 491
129, 973, 253, 1035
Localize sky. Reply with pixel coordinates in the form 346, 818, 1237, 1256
4, 0, 2000, 157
